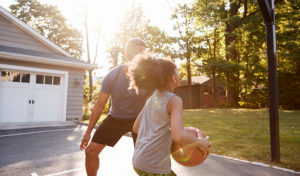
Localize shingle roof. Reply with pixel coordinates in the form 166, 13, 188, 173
180, 75, 211, 86
0, 45, 88, 65
179, 75, 225, 88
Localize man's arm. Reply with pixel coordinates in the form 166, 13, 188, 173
80, 91, 109, 150
86, 91, 110, 133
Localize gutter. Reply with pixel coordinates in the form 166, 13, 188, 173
0, 51, 97, 70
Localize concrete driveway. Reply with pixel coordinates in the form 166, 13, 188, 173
0, 124, 299, 176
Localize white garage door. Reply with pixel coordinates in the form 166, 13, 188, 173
0, 67, 66, 122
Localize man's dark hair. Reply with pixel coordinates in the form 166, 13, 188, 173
125, 38, 146, 60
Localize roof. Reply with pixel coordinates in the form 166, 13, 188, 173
0, 6, 72, 57
0, 45, 97, 70
0, 6, 96, 70
179, 75, 224, 88
180, 75, 211, 86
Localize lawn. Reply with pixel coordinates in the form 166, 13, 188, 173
83, 109, 300, 171
182, 109, 300, 171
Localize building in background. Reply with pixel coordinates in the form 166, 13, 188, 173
175, 75, 226, 108
0, 6, 96, 123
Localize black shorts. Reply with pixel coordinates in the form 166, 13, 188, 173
91, 115, 137, 147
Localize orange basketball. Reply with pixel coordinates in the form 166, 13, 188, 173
171, 127, 209, 167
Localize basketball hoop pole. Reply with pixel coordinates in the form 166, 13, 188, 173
257, 0, 280, 163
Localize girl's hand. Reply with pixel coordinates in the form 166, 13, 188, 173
196, 130, 212, 148
197, 135, 211, 158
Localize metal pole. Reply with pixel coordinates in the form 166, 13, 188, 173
265, 0, 280, 163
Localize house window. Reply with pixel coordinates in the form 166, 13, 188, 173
1, 71, 10, 82
36, 75, 44, 84
1, 71, 30, 83
219, 90, 226, 96
36, 75, 60, 85
45, 75, 53, 85
12, 72, 21, 82
53, 76, 60, 85
203, 89, 209, 95
21, 73, 30, 83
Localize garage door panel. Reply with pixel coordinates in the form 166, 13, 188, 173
0, 87, 30, 122
0, 67, 66, 123
33, 88, 63, 122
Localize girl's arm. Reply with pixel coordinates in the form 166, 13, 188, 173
168, 96, 210, 152
133, 110, 143, 133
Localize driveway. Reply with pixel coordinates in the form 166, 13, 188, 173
0, 125, 298, 176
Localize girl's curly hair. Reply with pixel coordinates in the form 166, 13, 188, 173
127, 53, 176, 95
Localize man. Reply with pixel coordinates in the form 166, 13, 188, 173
80, 38, 147, 176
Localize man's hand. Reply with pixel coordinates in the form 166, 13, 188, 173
79, 91, 109, 151
80, 132, 91, 150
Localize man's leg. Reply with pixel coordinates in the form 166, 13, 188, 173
85, 142, 106, 176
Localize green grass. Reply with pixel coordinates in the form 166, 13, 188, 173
82, 109, 300, 171
182, 109, 300, 171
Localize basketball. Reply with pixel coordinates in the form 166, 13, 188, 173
171, 127, 209, 167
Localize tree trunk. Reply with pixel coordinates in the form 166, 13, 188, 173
84, 17, 93, 102
112, 47, 119, 67
88, 70, 93, 102
224, 0, 240, 107
212, 67, 217, 106
184, 9, 193, 109
212, 30, 218, 106
187, 52, 193, 108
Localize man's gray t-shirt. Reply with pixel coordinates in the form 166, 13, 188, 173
100, 64, 147, 119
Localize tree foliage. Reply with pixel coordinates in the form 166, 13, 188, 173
173, 0, 299, 109
171, 3, 200, 107
106, 5, 174, 68
10, 0, 83, 58
93, 1, 300, 110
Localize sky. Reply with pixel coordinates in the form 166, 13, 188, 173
0, 0, 184, 78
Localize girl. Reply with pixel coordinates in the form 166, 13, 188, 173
127, 53, 211, 176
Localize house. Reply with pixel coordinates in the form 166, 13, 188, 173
175, 75, 226, 108
0, 6, 96, 123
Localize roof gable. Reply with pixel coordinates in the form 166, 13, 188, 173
180, 75, 211, 86
180, 75, 224, 88
0, 15, 58, 53
0, 5, 72, 57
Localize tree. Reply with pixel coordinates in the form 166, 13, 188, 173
106, 35, 121, 68
172, 3, 198, 108
191, 0, 265, 107
190, 0, 299, 109
77, 7, 102, 103
275, 0, 300, 109
10, 0, 83, 58
106, 4, 174, 68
